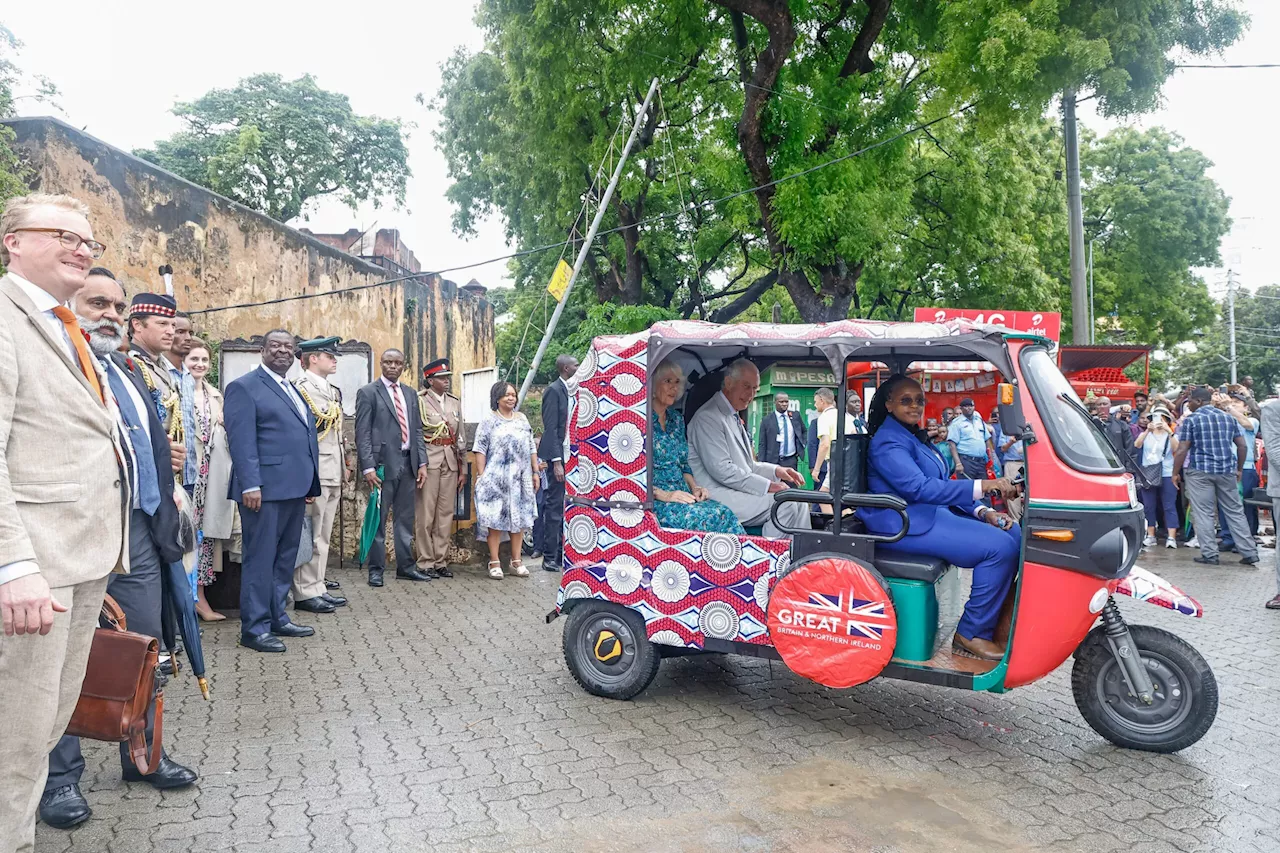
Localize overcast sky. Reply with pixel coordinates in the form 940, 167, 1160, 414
5, 1, 1275, 299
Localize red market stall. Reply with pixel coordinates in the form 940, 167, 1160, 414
1057, 346, 1151, 405
843, 359, 1002, 424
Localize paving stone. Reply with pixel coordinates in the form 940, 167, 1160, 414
34, 548, 1280, 853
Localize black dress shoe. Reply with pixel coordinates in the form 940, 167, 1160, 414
321, 592, 347, 607
39, 784, 90, 829
423, 568, 442, 580
325, 579, 341, 590
436, 567, 454, 578
1193, 556, 1220, 565
543, 560, 563, 573
295, 596, 336, 614
241, 632, 286, 653
368, 569, 384, 587
272, 622, 315, 638
1240, 555, 1261, 565
396, 567, 432, 582
122, 756, 199, 789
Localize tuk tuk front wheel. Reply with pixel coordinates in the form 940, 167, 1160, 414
1071, 624, 1218, 753
562, 601, 661, 700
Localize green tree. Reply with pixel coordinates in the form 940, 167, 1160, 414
0, 24, 51, 207
137, 74, 410, 223
1081, 127, 1226, 349
437, 0, 1244, 334
1171, 286, 1280, 397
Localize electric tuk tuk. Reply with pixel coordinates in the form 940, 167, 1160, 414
547, 320, 1217, 753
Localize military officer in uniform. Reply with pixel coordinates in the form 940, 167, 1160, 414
292, 337, 349, 612
127, 293, 183, 437
415, 359, 465, 579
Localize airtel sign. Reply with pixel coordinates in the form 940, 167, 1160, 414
913, 308, 1061, 343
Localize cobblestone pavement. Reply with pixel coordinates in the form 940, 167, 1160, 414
38, 541, 1280, 853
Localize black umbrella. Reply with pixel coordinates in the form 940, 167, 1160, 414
163, 490, 209, 699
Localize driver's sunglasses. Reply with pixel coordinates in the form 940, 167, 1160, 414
895, 394, 926, 407
11, 228, 107, 259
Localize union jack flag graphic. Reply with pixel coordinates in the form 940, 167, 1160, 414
807, 592, 843, 611
846, 596, 893, 640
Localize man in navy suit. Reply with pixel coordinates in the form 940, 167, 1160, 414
224, 330, 321, 653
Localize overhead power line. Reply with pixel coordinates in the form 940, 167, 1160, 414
190, 102, 975, 317
1175, 63, 1280, 69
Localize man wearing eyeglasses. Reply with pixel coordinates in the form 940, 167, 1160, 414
0, 193, 129, 852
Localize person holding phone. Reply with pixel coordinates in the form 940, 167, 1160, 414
1135, 407, 1180, 549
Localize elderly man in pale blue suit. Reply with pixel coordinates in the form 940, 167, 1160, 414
688, 359, 810, 538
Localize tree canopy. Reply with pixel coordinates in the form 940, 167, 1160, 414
137, 74, 411, 223
1171, 285, 1280, 398
437, 0, 1244, 366
0, 24, 46, 206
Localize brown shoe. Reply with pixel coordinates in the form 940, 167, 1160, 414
952, 633, 1006, 661
1266, 595, 1280, 610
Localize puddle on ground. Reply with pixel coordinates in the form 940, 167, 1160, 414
555, 758, 1037, 853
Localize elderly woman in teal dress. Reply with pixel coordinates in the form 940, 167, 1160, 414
651, 360, 746, 535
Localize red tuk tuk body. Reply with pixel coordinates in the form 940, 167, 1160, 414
550, 320, 1216, 753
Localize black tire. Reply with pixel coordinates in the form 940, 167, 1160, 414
1071, 624, 1218, 753
562, 601, 661, 700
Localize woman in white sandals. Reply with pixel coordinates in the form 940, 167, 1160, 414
473, 381, 540, 578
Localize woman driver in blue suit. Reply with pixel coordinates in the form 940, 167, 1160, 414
859, 375, 1022, 661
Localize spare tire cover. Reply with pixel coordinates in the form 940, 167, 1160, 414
766, 556, 897, 688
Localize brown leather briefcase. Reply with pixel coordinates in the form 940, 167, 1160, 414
65, 595, 164, 775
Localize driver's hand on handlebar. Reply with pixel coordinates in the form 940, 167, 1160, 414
982, 477, 1019, 498
775, 466, 805, 487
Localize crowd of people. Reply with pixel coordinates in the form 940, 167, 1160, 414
1085, 385, 1276, 599
0, 193, 478, 845
3, 191, 1278, 851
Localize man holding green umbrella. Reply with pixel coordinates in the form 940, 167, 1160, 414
39, 271, 199, 831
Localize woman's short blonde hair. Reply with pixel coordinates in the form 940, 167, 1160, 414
653, 359, 687, 397
0, 193, 92, 266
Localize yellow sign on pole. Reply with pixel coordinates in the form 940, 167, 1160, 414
546, 259, 573, 302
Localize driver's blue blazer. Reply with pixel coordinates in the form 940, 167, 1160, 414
861, 415, 980, 536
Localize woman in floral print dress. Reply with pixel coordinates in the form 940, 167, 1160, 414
473, 381, 541, 578
651, 360, 745, 535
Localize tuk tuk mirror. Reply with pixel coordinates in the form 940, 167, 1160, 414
997, 382, 1033, 441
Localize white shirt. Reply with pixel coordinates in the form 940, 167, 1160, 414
381, 376, 410, 451
261, 364, 307, 419
106, 358, 153, 510
774, 410, 796, 457
9, 272, 76, 362
0, 276, 79, 585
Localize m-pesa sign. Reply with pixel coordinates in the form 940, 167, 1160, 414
913, 308, 1061, 343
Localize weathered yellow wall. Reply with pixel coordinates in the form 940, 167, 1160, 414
6, 117, 494, 378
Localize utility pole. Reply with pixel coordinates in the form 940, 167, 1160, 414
1063, 90, 1089, 346
1087, 238, 1095, 345
518, 77, 661, 405
1227, 269, 1238, 385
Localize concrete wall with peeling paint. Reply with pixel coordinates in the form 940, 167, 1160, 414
4, 117, 494, 382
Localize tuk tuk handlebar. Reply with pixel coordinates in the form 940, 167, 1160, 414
769, 490, 910, 543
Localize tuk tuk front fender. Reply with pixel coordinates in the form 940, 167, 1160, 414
1113, 566, 1203, 617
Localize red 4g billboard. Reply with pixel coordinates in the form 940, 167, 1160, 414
913, 308, 1061, 343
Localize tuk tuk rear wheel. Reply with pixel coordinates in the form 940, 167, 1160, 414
1071, 624, 1218, 753
562, 602, 661, 700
